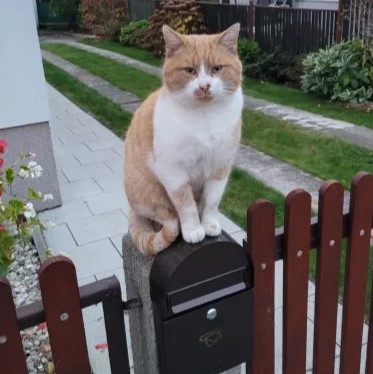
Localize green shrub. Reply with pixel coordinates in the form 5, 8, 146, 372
244, 48, 304, 87
237, 38, 260, 65
302, 39, 373, 103
146, 0, 205, 57
119, 20, 149, 48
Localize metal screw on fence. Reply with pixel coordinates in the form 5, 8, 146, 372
260, 263, 267, 270
329, 240, 335, 246
60, 313, 69, 321
297, 250, 303, 257
0, 336, 7, 344
360, 229, 365, 236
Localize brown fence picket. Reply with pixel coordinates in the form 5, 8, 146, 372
340, 172, 373, 374
38, 257, 91, 374
0, 278, 28, 374
283, 189, 311, 374
313, 181, 344, 374
247, 199, 275, 374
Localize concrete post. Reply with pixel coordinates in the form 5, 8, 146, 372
122, 233, 244, 374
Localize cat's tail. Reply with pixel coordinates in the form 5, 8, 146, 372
129, 210, 180, 256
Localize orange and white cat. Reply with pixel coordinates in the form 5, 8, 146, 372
124, 23, 243, 255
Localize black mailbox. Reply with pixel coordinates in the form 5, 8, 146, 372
150, 232, 253, 374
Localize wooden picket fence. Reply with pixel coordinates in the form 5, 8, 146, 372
0, 258, 131, 374
0, 171, 372, 373
248, 171, 373, 373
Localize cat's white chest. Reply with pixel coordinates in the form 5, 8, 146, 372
152, 90, 243, 179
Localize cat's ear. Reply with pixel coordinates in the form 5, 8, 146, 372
162, 25, 184, 57
218, 23, 240, 54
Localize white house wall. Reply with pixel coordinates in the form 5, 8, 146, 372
0, 0, 50, 128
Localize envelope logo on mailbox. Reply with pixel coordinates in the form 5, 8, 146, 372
199, 329, 223, 348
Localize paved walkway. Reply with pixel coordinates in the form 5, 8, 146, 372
41, 49, 351, 211
38, 84, 369, 373
41, 37, 373, 151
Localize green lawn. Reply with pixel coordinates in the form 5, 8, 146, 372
243, 79, 373, 129
44, 60, 132, 137
79, 38, 163, 67
79, 38, 373, 129
241, 110, 373, 190
42, 43, 161, 99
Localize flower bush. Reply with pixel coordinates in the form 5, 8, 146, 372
302, 39, 373, 103
0, 139, 52, 276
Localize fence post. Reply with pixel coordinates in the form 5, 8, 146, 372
335, 0, 345, 42
249, 1, 255, 40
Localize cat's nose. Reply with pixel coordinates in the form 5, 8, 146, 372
199, 84, 210, 93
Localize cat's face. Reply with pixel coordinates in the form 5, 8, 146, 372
162, 24, 242, 105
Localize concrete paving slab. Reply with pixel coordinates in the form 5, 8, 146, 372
84, 189, 129, 216
60, 178, 104, 203
43, 223, 78, 253
94, 173, 123, 193
39, 199, 92, 225
74, 147, 120, 165
104, 158, 123, 174
85, 138, 123, 151
65, 239, 122, 279
68, 209, 128, 246
62, 161, 114, 182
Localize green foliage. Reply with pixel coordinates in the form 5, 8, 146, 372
0, 145, 49, 275
50, 0, 80, 17
302, 39, 373, 103
244, 47, 304, 87
146, 0, 205, 57
119, 20, 149, 49
237, 38, 260, 65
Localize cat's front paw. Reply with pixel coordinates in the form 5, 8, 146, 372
182, 225, 206, 244
202, 218, 222, 237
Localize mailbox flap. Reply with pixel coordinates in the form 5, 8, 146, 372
150, 232, 253, 318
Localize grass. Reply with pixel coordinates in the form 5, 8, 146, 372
221, 168, 286, 229
43, 60, 132, 137
42, 43, 161, 99
79, 38, 163, 67
241, 109, 373, 190
79, 38, 373, 129
243, 79, 373, 130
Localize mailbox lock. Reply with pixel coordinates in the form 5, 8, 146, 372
206, 308, 217, 320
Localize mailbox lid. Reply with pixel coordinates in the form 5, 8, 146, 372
150, 233, 253, 316
155, 289, 253, 374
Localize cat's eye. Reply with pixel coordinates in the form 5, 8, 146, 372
212, 65, 223, 74
184, 67, 197, 75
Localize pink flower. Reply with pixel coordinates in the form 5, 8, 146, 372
0, 158, 3, 168
0, 139, 7, 154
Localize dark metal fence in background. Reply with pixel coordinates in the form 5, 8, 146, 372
255, 6, 337, 54
198, 1, 339, 54
198, 2, 254, 39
